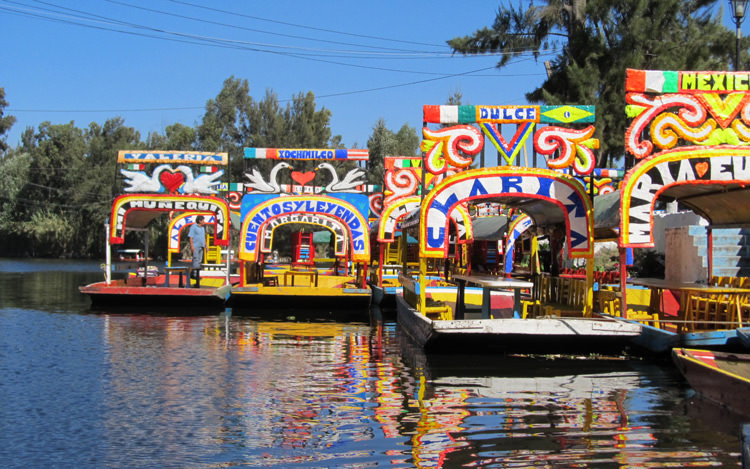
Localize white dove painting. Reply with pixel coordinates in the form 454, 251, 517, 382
120, 164, 174, 193
315, 163, 367, 193
243, 162, 293, 193
176, 166, 224, 194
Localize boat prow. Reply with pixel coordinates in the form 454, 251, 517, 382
672, 347, 750, 417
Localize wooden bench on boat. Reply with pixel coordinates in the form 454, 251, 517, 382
629, 277, 750, 332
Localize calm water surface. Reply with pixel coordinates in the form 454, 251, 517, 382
0, 258, 745, 467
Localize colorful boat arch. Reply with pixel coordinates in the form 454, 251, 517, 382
503, 214, 534, 274
239, 194, 370, 263
378, 196, 473, 244
620, 147, 750, 247
110, 194, 230, 245
258, 213, 349, 257
420, 167, 593, 258
167, 213, 218, 254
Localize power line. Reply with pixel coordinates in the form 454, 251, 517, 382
7, 67, 548, 114
102, 0, 443, 54
165, 0, 445, 48
4, 0, 551, 60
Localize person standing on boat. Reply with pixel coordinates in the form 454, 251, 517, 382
188, 216, 206, 288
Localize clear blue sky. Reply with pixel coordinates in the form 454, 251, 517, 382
1, 0, 745, 151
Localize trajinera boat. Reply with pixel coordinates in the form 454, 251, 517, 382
394, 103, 641, 355
80, 150, 234, 308
227, 147, 373, 318
672, 347, 750, 417
601, 69, 750, 353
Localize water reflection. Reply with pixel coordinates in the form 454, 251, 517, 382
0, 260, 744, 467
94, 315, 740, 467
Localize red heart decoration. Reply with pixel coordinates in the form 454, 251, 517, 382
159, 169, 185, 193
695, 161, 709, 178
291, 171, 316, 186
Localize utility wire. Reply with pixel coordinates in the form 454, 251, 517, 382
5, 0, 549, 59
102, 0, 442, 54
165, 0, 445, 48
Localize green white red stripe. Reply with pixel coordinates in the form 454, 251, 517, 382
626, 69, 679, 93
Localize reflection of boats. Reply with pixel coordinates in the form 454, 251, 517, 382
80, 150, 233, 309
672, 348, 750, 417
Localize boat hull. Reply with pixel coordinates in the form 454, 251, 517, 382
79, 281, 230, 309
396, 294, 641, 355
228, 284, 372, 320
672, 348, 750, 417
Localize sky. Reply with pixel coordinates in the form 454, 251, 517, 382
1, 0, 747, 153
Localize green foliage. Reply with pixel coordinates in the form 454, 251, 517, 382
0, 78, 362, 258
366, 119, 419, 185
0, 88, 16, 153
448, 0, 741, 169
594, 244, 619, 271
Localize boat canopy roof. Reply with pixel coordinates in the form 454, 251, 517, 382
123, 211, 162, 230
471, 215, 509, 241
661, 182, 750, 229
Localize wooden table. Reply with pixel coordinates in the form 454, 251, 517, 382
164, 266, 189, 288
452, 274, 533, 320
628, 278, 750, 331
284, 269, 319, 287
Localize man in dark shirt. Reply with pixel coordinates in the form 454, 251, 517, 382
188, 216, 206, 287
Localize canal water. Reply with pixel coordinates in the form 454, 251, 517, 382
0, 258, 745, 467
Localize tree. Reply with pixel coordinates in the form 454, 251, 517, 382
0, 88, 16, 154
366, 119, 419, 185
448, 0, 739, 168
198, 77, 342, 182
80, 118, 142, 256
197, 76, 255, 181
147, 123, 197, 150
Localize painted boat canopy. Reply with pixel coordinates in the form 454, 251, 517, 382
621, 69, 750, 248
621, 148, 750, 247
109, 194, 230, 246
400, 203, 474, 244
418, 166, 594, 258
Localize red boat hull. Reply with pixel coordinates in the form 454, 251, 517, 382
672, 348, 750, 417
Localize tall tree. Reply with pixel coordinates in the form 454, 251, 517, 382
197, 76, 255, 181
448, 0, 739, 168
367, 119, 419, 185
0, 88, 16, 154
147, 123, 197, 151
14, 122, 87, 256
198, 77, 341, 181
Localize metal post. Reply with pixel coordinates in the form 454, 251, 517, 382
619, 247, 628, 318
737, 22, 742, 71
105, 223, 111, 285
143, 229, 149, 286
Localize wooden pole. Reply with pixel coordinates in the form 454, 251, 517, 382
619, 247, 628, 318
